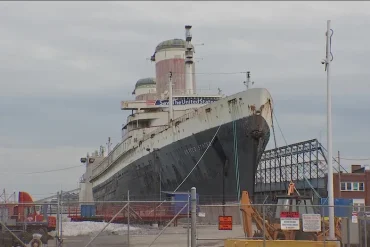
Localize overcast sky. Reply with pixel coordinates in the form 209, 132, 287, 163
1, 1, 370, 200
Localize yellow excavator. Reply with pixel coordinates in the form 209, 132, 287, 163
240, 181, 342, 240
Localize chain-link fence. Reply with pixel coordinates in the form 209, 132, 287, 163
0, 202, 58, 247
60, 198, 191, 247
4, 190, 370, 247
197, 202, 370, 247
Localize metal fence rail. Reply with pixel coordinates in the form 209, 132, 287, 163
5, 187, 369, 247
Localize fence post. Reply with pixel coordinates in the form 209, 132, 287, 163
60, 190, 63, 242
365, 209, 368, 247
347, 205, 351, 247
187, 190, 190, 247
191, 187, 197, 247
56, 191, 60, 246
263, 203, 266, 246
128, 190, 130, 247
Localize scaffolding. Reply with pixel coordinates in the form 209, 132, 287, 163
254, 139, 347, 203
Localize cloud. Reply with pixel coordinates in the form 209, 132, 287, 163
1, 1, 370, 197
0, 146, 89, 199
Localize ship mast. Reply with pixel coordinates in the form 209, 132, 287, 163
243, 71, 254, 89
184, 25, 194, 95
168, 72, 174, 124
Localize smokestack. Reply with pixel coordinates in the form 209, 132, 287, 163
185, 25, 194, 95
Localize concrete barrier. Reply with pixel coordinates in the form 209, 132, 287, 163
224, 239, 341, 247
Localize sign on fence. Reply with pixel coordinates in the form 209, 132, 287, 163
218, 216, 232, 230
198, 212, 206, 217
280, 211, 300, 230
352, 212, 358, 223
302, 214, 321, 232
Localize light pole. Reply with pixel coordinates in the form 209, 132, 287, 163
80, 154, 95, 168
80, 153, 95, 202
322, 20, 335, 240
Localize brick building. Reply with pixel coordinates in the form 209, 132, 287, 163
333, 165, 369, 210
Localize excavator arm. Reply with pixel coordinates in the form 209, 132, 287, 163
239, 182, 342, 241
240, 191, 276, 240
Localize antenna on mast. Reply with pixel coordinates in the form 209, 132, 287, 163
99, 145, 105, 157
107, 137, 112, 154
243, 71, 254, 89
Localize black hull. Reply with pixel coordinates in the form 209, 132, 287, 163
92, 115, 270, 203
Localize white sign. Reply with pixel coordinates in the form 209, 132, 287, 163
281, 218, 300, 230
280, 212, 300, 230
302, 214, 321, 232
352, 212, 358, 223
198, 212, 206, 217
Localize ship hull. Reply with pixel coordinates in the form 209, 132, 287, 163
92, 114, 270, 203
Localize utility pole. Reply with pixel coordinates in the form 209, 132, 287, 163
322, 19, 335, 240
338, 151, 341, 197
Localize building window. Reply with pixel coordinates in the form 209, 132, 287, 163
360, 182, 365, 191
340, 182, 365, 191
353, 203, 365, 212
353, 182, 359, 191
347, 182, 352, 191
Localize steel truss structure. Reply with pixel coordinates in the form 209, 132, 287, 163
254, 139, 347, 200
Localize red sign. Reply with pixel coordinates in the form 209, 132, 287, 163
218, 216, 232, 230
280, 211, 299, 218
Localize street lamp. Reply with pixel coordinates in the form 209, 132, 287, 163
80, 157, 95, 164
80, 154, 95, 183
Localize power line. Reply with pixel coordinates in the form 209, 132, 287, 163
335, 157, 370, 161
0, 164, 85, 175
272, 107, 369, 162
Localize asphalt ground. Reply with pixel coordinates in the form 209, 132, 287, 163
45, 224, 246, 247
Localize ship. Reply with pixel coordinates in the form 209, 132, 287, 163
86, 25, 274, 203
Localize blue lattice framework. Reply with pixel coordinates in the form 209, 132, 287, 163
254, 139, 347, 199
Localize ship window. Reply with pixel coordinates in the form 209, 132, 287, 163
205, 108, 211, 113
